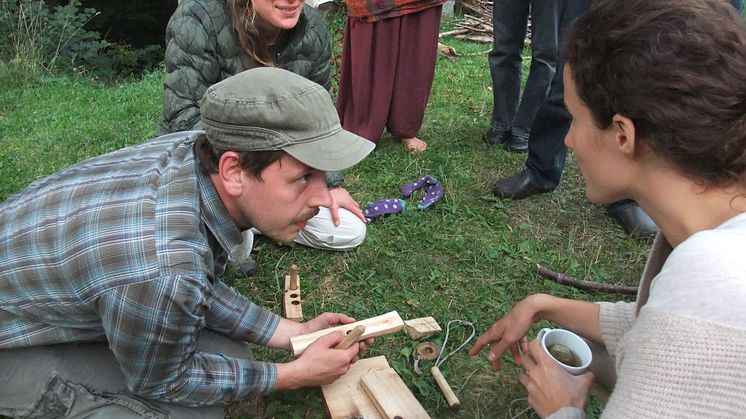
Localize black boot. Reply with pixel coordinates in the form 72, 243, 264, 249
606, 200, 658, 239
483, 126, 511, 145
492, 169, 553, 200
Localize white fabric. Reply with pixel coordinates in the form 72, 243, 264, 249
231, 207, 366, 261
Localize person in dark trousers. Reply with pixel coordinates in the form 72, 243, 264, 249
483, 1, 562, 153
490, 0, 658, 239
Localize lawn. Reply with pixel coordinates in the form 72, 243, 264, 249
0, 11, 652, 419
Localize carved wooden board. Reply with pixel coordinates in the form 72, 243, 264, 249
290, 311, 404, 356
321, 356, 389, 419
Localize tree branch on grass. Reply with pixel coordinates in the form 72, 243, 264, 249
536, 264, 638, 295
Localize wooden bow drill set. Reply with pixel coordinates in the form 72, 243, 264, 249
282, 265, 469, 418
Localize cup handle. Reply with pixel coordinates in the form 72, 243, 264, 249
537, 328, 551, 341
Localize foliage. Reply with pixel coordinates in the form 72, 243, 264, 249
0, 0, 163, 83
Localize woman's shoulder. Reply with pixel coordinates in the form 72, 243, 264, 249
645, 213, 746, 327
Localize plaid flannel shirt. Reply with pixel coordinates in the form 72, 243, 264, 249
0, 131, 281, 406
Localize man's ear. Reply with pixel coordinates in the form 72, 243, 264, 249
611, 114, 637, 158
217, 151, 245, 197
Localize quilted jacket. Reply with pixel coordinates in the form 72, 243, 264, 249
157, 0, 338, 183
157, 0, 331, 135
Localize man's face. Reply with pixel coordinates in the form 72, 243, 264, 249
563, 65, 631, 204
234, 154, 332, 243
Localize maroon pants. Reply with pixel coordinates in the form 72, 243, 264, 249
336, 6, 442, 144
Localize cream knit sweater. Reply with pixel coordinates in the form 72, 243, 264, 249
550, 213, 746, 418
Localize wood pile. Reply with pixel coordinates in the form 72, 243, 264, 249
439, 0, 532, 45
439, 0, 494, 43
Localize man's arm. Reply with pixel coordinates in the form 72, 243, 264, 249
98, 275, 280, 405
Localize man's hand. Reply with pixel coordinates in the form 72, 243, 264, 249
274, 324, 374, 390
517, 339, 594, 418
328, 187, 366, 226
302, 312, 354, 334
275, 331, 358, 389
302, 312, 373, 354
469, 294, 543, 370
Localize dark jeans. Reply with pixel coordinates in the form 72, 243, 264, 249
524, 0, 595, 189
488, 1, 561, 139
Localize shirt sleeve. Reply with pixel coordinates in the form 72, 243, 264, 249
158, 1, 219, 135
97, 274, 280, 406
204, 278, 281, 345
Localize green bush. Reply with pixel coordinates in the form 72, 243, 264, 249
0, 0, 163, 83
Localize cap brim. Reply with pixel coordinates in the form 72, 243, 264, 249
283, 128, 375, 172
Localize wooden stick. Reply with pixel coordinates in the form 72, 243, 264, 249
431, 366, 461, 410
290, 311, 404, 356
536, 264, 638, 295
439, 28, 470, 38
289, 264, 299, 290
335, 325, 365, 349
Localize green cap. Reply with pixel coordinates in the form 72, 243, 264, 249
200, 67, 374, 172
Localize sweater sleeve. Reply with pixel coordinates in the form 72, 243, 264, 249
601, 309, 746, 418
597, 301, 637, 356
157, 1, 221, 135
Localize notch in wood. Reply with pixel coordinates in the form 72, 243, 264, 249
335, 325, 366, 349
283, 264, 302, 322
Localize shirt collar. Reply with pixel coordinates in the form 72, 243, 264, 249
196, 162, 244, 255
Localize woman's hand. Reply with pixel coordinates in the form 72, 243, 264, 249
518, 339, 594, 418
469, 294, 543, 370
328, 187, 366, 225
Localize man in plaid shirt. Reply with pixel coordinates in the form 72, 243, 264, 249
0, 68, 375, 418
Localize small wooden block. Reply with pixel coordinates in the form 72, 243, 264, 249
283, 265, 302, 322
290, 311, 405, 356
361, 368, 431, 419
321, 356, 390, 419
403, 317, 442, 339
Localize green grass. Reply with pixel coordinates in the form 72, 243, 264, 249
0, 13, 650, 419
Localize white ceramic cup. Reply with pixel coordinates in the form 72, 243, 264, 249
536, 328, 592, 375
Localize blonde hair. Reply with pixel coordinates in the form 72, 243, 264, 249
228, 0, 274, 67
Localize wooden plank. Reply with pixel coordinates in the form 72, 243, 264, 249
321, 356, 390, 419
361, 368, 431, 419
283, 264, 303, 322
290, 311, 405, 356
403, 317, 442, 339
